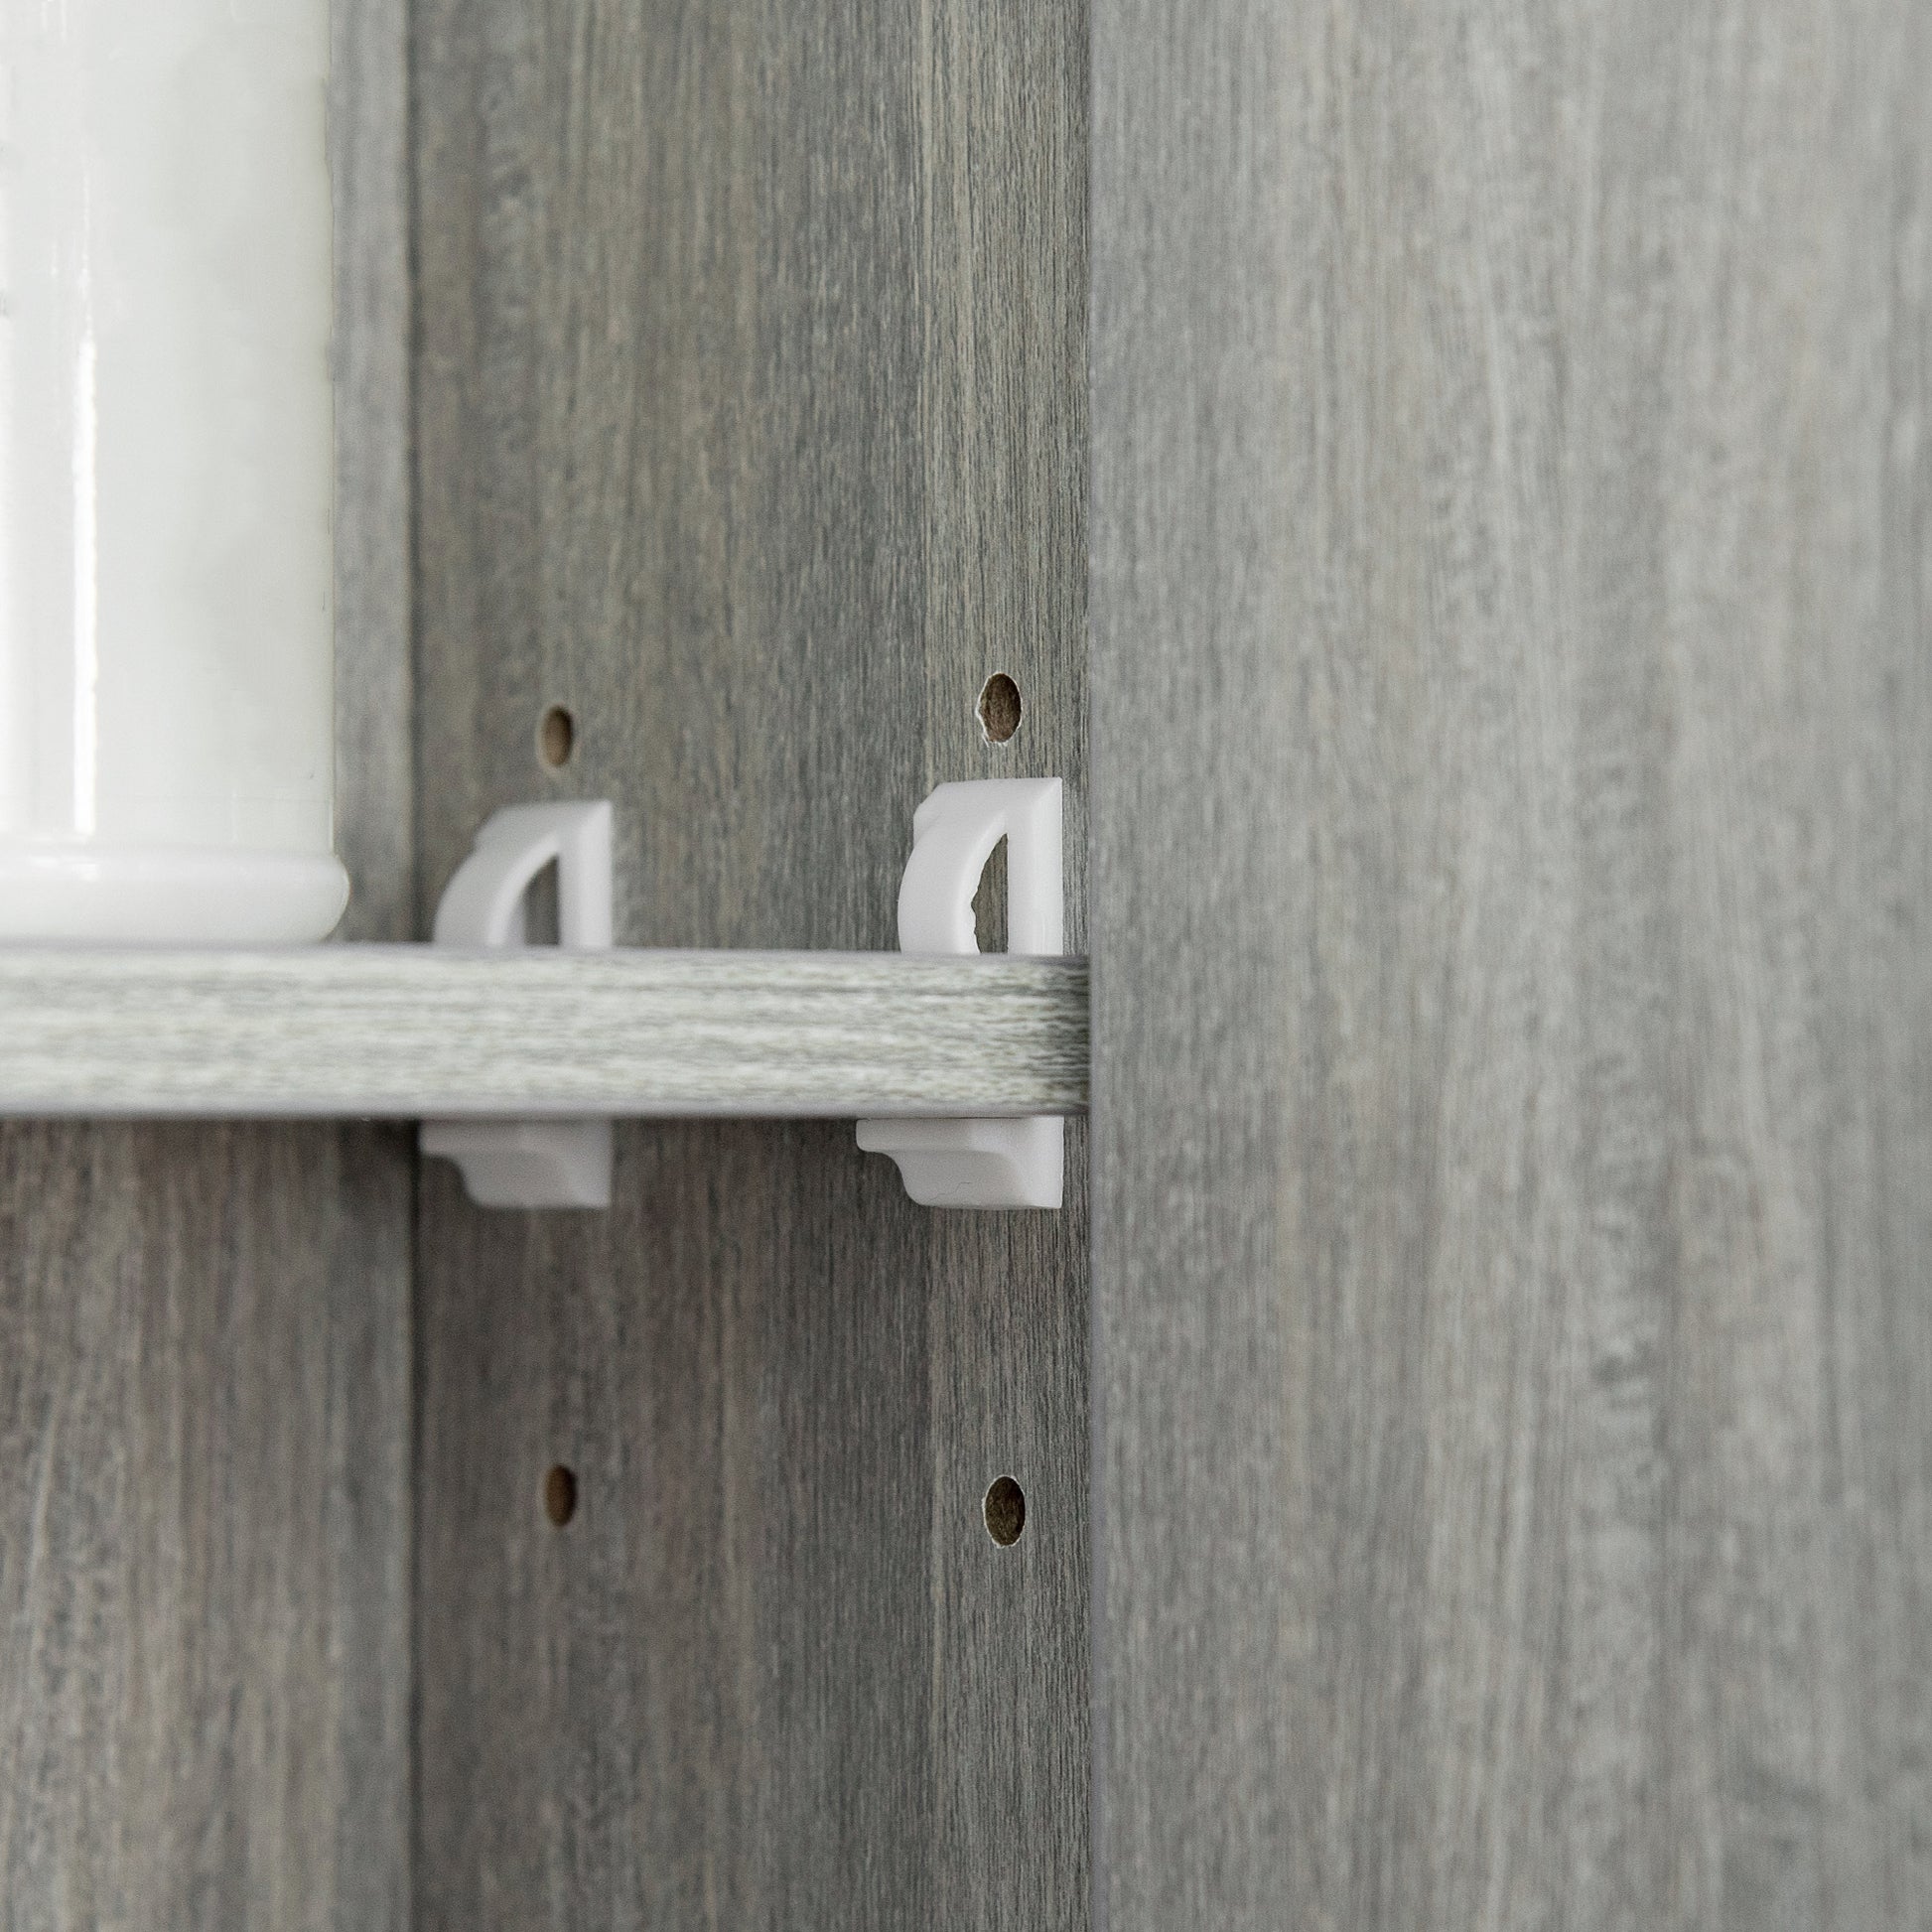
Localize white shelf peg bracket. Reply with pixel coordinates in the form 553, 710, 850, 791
421, 801, 616, 1209
858, 778, 1066, 1208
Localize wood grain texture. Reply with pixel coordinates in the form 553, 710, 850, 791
333, 0, 417, 946
1091, 1, 1932, 1928
0, 9, 414, 1925
411, 1, 1088, 1928
0, 950, 1089, 1119
0, 1124, 410, 1932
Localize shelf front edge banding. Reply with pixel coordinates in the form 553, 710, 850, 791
0, 948, 1090, 1121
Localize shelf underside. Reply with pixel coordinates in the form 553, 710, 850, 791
0, 948, 1089, 1120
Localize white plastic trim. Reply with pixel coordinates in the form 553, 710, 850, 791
857, 778, 1066, 1209
420, 802, 616, 1209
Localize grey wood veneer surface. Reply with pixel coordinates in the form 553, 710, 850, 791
411, 3, 1089, 1927
0, 950, 1090, 1120
1091, 2, 1932, 1928
0, 6, 414, 1925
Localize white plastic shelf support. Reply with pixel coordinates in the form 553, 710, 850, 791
419, 801, 617, 1209
857, 778, 1066, 1209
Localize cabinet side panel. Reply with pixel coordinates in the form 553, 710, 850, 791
1092, 0, 1932, 1926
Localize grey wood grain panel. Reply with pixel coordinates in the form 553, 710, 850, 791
0, 11, 414, 1925
0, 950, 1089, 1120
0, 1123, 410, 1932
333, 0, 416, 946
410, 1, 1088, 1926
1091, 1, 1932, 1928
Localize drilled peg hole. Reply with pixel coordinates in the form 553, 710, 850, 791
978, 673, 1023, 746
544, 1464, 579, 1527
538, 704, 576, 769
983, 1475, 1026, 1547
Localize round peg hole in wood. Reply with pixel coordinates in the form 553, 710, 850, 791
983, 1474, 1026, 1546
977, 673, 1023, 746
538, 705, 576, 769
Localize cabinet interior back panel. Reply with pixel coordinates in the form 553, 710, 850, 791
410, 4, 1090, 1926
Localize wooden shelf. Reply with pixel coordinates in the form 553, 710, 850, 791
0, 948, 1089, 1120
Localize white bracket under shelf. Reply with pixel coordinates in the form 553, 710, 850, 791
857, 778, 1065, 1209
419, 802, 618, 1209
